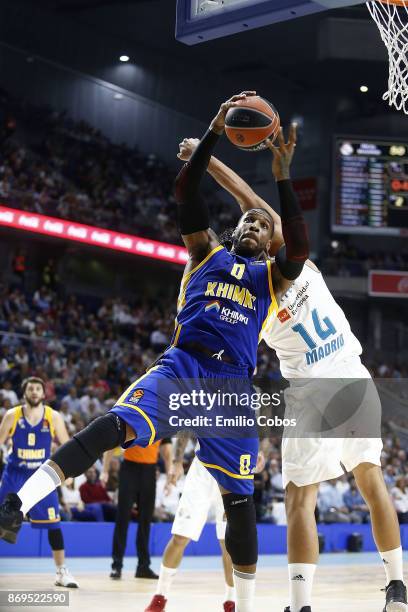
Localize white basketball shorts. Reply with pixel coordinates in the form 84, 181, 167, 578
172, 456, 226, 541
282, 356, 383, 488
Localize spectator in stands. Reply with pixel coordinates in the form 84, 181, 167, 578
105, 456, 120, 502
60, 478, 97, 522
383, 464, 397, 488
15, 346, 29, 368
343, 478, 370, 523
61, 387, 81, 414
150, 323, 169, 353
79, 466, 116, 522
154, 467, 181, 523
318, 480, 352, 523
390, 476, 408, 524
59, 400, 75, 433
42, 258, 59, 291
268, 458, 284, 501
33, 286, 52, 312
12, 249, 26, 287
0, 380, 18, 406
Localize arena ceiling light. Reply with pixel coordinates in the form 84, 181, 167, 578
119, 55, 130, 62
360, 85, 369, 93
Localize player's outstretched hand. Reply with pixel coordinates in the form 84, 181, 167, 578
177, 137, 200, 161
210, 91, 257, 135
266, 123, 297, 182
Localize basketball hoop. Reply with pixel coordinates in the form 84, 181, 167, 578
366, 0, 408, 113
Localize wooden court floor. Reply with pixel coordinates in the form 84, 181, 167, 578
1, 556, 407, 611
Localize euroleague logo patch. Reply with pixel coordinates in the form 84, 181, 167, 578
277, 308, 291, 323
129, 389, 144, 404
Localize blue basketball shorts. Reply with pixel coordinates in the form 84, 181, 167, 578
111, 346, 259, 494
0, 466, 61, 529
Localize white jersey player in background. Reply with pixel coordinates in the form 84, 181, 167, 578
144, 436, 236, 612
178, 137, 407, 612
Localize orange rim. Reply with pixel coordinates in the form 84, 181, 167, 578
375, 0, 407, 6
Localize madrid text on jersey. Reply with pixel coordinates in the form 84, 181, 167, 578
305, 333, 345, 366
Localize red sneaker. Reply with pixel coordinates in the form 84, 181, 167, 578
144, 595, 167, 611
223, 602, 235, 612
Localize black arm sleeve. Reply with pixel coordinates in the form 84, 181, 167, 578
275, 179, 309, 280
174, 129, 220, 235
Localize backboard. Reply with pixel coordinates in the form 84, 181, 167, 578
176, 0, 366, 45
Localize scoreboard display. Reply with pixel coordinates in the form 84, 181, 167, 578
332, 137, 408, 235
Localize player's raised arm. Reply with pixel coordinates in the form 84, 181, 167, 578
268, 124, 309, 294
174, 92, 255, 266
178, 137, 284, 255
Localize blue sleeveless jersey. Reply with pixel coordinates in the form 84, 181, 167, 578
6, 405, 55, 472
172, 245, 278, 373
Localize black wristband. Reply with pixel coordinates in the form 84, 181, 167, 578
174, 129, 219, 234
275, 245, 305, 280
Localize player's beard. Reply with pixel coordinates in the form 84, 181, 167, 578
232, 235, 265, 259
25, 397, 43, 408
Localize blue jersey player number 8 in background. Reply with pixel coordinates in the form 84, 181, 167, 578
292, 308, 337, 351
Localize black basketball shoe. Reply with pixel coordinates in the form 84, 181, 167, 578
382, 580, 407, 611
0, 493, 24, 543
110, 568, 122, 580
284, 607, 312, 612
136, 567, 159, 579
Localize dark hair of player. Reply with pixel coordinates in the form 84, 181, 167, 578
21, 377, 46, 395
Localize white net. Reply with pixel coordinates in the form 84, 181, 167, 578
366, 0, 408, 113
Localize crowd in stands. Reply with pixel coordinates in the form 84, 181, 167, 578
319, 240, 408, 277
0, 86, 407, 528
0, 87, 238, 244
0, 280, 407, 527
0, 88, 406, 277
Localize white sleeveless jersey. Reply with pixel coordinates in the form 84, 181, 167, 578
261, 262, 363, 378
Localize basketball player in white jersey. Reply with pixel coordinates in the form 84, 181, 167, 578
145, 436, 236, 612
178, 137, 407, 612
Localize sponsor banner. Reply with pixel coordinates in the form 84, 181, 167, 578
368, 270, 408, 298
0, 205, 188, 265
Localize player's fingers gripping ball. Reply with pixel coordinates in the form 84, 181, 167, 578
225, 95, 280, 152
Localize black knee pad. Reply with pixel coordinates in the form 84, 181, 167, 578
52, 413, 127, 479
222, 493, 258, 566
48, 527, 64, 551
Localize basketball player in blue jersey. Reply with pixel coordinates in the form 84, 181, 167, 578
0, 92, 309, 612
0, 377, 78, 588
177, 136, 407, 612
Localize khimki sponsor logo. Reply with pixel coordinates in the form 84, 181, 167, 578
204, 301, 249, 325
220, 306, 249, 325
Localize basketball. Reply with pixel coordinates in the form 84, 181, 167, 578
225, 95, 280, 151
